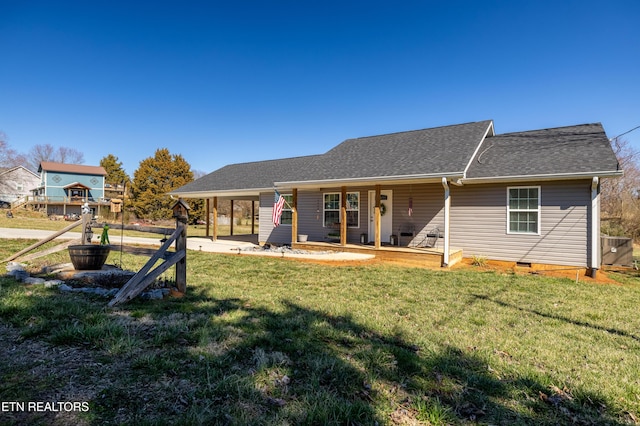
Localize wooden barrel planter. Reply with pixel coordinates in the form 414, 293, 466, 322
68, 245, 111, 270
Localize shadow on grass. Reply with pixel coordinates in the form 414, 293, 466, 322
0, 278, 629, 425
472, 293, 640, 343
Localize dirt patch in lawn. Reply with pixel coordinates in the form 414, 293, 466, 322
289, 255, 622, 284
453, 258, 622, 285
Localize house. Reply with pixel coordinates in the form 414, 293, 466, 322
171, 120, 622, 274
0, 166, 40, 208
31, 162, 109, 216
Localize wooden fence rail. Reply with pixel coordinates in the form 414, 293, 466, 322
3, 211, 189, 307
108, 222, 186, 307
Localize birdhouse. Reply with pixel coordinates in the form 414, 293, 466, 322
171, 198, 190, 222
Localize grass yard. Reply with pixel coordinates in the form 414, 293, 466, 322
0, 240, 639, 425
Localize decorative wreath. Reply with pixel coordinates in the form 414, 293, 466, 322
380, 202, 387, 216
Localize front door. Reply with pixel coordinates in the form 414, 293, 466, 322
368, 190, 393, 243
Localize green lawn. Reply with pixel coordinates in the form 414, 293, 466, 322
0, 238, 639, 425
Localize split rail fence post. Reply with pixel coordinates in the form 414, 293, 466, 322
175, 211, 188, 293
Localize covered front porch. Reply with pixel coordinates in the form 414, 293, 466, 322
280, 180, 457, 267
193, 180, 459, 267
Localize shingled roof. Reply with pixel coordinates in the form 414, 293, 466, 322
171, 155, 320, 197
172, 120, 621, 197
38, 161, 107, 176
465, 123, 620, 180
287, 120, 494, 185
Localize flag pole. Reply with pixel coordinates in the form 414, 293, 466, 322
273, 188, 293, 209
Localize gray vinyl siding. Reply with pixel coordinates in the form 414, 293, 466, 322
391, 184, 445, 249
260, 187, 372, 244
260, 184, 447, 247
259, 192, 290, 244
297, 186, 371, 243
450, 180, 591, 266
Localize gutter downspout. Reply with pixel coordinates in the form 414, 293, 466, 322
441, 177, 450, 267
590, 177, 599, 278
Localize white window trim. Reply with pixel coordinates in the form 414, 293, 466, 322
323, 193, 340, 228
506, 186, 541, 235
323, 192, 360, 228
345, 191, 360, 229
280, 194, 293, 226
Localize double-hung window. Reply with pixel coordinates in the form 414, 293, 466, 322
507, 186, 540, 234
323, 192, 359, 227
279, 194, 293, 225
345, 193, 359, 227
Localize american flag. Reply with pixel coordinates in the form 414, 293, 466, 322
272, 190, 286, 227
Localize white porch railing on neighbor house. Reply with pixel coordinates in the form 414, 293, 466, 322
15, 195, 111, 207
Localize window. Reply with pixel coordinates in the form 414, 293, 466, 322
507, 187, 540, 234
324, 193, 340, 227
345, 192, 359, 227
280, 194, 293, 225
323, 192, 359, 228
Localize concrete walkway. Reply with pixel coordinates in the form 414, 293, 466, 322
0, 228, 374, 262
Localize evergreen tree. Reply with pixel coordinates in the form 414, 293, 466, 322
131, 148, 194, 220
100, 154, 130, 186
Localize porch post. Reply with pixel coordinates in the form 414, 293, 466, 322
441, 178, 450, 267
590, 177, 600, 277
374, 185, 381, 249
205, 198, 211, 238
292, 188, 298, 243
230, 200, 234, 236
251, 199, 256, 235
340, 186, 347, 246
212, 197, 218, 241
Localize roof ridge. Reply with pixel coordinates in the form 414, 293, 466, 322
494, 123, 603, 137
345, 119, 493, 141
224, 154, 321, 168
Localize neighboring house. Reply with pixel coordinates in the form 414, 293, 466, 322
31, 162, 108, 216
171, 120, 622, 274
0, 166, 40, 208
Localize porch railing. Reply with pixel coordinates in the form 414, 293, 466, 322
16, 195, 111, 206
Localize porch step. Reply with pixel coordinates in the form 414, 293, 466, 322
292, 241, 462, 268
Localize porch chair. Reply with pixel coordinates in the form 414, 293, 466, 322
414, 227, 440, 248
398, 223, 415, 246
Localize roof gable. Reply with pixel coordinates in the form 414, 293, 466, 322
465, 123, 620, 179
63, 181, 92, 190
0, 165, 40, 179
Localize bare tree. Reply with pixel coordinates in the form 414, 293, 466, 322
0, 132, 28, 169
57, 146, 85, 164
27, 144, 85, 171
193, 169, 207, 180
601, 137, 640, 238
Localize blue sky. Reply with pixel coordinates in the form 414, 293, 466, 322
2, 1, 639, 176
